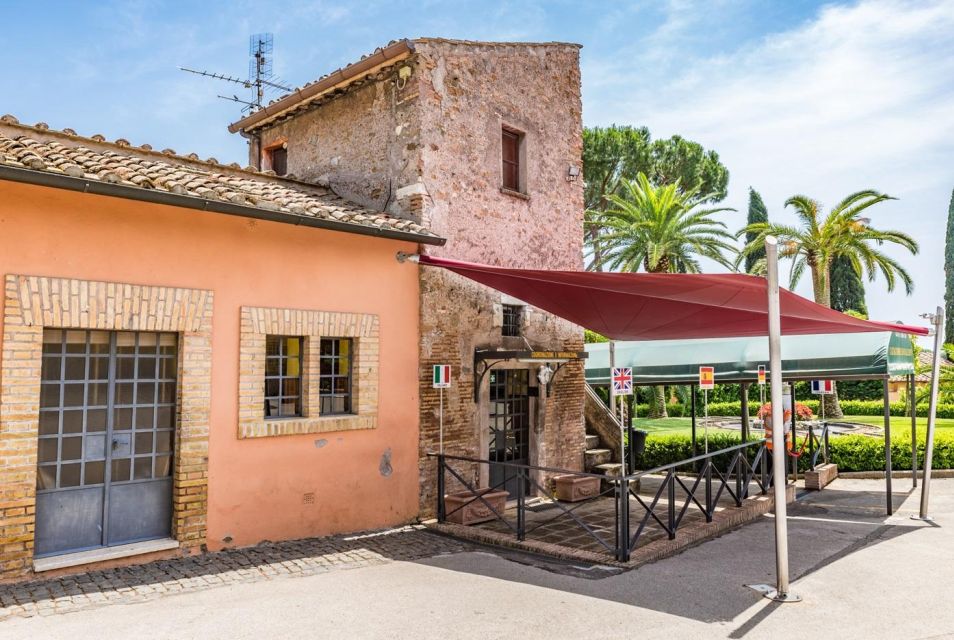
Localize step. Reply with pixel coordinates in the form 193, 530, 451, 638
584, 434, 600, 450
584, 448, 613, 469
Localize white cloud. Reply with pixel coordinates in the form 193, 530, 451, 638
586, 0, 954, 325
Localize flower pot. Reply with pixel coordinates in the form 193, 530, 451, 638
554, 474, 601, 502
444, 488, 508, 525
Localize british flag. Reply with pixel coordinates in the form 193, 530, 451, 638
612, 367, 633, 395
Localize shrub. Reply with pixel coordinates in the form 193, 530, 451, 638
636, 432, 954, 472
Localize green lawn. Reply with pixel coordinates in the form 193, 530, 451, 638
632, 415, 954, 437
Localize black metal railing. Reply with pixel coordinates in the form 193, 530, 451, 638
430, 437, 775, 563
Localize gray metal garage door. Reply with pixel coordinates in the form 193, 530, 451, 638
34, 330, 177, 558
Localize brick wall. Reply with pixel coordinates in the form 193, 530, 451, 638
237, 306, 379, 439
0, 275, 212, 579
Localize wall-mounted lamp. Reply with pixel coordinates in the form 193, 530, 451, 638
566, 165, 581, 182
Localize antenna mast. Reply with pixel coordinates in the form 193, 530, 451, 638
180, 33, 292, 113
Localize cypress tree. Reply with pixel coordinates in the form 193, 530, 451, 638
744, 188, 768, 273
830, 255, 868, 315
946, 188, 954, 343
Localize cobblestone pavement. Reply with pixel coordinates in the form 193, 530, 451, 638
0, 526, 471, 621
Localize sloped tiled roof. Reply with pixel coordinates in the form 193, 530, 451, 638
0, 115, 442, 245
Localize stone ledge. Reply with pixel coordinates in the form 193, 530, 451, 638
238, 415, 376, 439
33, 538, 179, 573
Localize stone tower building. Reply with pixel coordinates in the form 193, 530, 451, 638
230, 38, 586, 514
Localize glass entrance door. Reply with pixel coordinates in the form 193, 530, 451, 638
35, 330, 177, 557
488, 369, 531, 498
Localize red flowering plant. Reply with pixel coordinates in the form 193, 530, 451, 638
757, 402, 814, 421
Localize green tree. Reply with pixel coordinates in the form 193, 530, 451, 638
740, 190, 918, 417
830, 254, 868, 315
946, 188, 954, 342
744, 188, 768, 273
583, 126, 729, 270
592, 173, 736, 416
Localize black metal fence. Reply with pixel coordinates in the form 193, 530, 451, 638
430, 437, 776, 562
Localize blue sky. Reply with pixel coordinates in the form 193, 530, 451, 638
7, 0, 953, 327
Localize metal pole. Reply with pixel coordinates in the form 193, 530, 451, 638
741, 383, 750, 442
911, 373, 917, 489
883, 377, 893, 516
917, 306, 945, 520
763, 236, 798, 602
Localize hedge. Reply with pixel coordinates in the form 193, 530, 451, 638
634, 400, 954, 419
636, 433, 954, 472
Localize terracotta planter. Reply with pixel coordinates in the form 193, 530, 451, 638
554, 474, 601, 502
444, 488, 508, 525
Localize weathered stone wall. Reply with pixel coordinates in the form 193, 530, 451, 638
253, 39, 586, 517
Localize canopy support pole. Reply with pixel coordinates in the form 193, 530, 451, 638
883, 378, 893, 516
911, 373, 917, 489
740, 383, 749, 442
917, 306, 945, 520
759, 236, 799, 602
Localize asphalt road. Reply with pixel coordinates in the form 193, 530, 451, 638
4, 478, 953, 640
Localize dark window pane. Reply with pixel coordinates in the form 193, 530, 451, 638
88, 357, 109, 380
87, 382, 109, 406
116, 332, 136, 355
135, 407, 155, 430
158, 334, 176, 356
159, 358, 177, 379
62, 409, 84, 434
65, 331, 87, 353
136, 382, 156, 405
138, 357, 157, 379
115, 382, 135, 405
60, 463, 81, 487
155, 455, 172, 477
89, 331, 109, 354
135, 431, 153, 455
282, 378, 300, 397
134, 457, 153, 480
38, 438, 58, 464
138, 333, 157, 354
37, 465, 57, 490
42, 356, 62, 381
84, 460, 104, 485
111, 458, 131, 482
63, 383, 85, 407
61, 436, 83, 461
114, 407, 134, 430
40, 384, 61, 409
116, 357, 136, 380
39, 411, 59, 435
159, 382, 176, 403
155, 430, 173, 453
156, 406, 174, 429
87, 408, 107, 432
42, 330, 63, 354
265, 378, 280, 397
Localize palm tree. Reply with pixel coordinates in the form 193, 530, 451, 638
739, 190, 919, 417
592, 173, 737, 416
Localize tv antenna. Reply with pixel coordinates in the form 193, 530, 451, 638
180, 33, 293, 113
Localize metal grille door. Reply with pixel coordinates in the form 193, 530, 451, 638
35, 330, 177, 557
488, 369, 530, 498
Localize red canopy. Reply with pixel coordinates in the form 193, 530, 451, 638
418, 255, 928, 340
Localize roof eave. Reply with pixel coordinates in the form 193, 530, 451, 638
0, 164, 445, 246
228, 39, 416, 134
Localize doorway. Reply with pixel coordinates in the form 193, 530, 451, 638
488, 368, 531, 498
34, 330, 177, 557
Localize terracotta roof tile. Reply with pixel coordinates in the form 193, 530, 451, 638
0, 119, 440, 244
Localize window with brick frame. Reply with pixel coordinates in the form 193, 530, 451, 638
264, 336, 302, 418
501, 127, 524, 192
